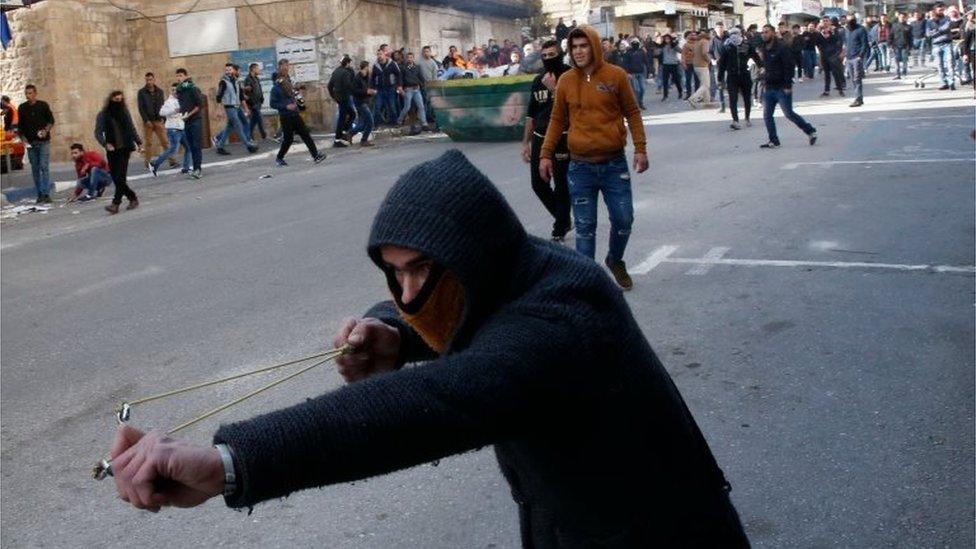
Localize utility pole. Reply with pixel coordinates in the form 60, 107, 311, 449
401, 0, 409, 48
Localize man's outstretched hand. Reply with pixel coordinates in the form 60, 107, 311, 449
333, 317, 401, 383
110, 425, 224, 512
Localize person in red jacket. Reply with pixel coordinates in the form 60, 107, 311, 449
68, 143, 112, 202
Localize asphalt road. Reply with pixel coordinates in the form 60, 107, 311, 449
2, 73, 974, 548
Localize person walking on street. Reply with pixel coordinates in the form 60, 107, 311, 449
213, 63, 259, 155
17, 84, 54, 203
328, 55, 357, 148
396, 52, 430, 130
818, 18, 847, 96
242, 63, 267, 141
688, 30, 714, 108
911, 11, 928, 67
94, 90, 143, 214
710, 23, 729, 112
890, 13, 914, 79
622, 37, 648, 109
660, 34, 684, 100
348, 61, 375, 147
681, 32, 699, 99
175, 68, 204, 179
927, 3, 957, 90
540, 26, 649, 290
718, 27, 762, 130
271, 59, 326, 167
149, 82, 189, 177
137, 72, 174, 170
876, 15, 893, 73
758, 24, 817, 149
845, 16, 870, 106
522, 39, 572, 242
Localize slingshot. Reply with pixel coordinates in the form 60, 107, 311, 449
92, 345, 352, 480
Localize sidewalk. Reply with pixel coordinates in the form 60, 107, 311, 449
0, 126, 429, 203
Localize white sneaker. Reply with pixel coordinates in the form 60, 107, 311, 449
798, 77, 804, 82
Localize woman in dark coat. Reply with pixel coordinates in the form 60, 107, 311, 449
94, 90, 143, 214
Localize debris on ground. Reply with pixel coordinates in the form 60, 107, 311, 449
0, 204, 51, 220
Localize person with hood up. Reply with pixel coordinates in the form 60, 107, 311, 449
622, 37, 649, 109
105, 149, 749, 547
757, 24, 818, 149
845, 15, 870, 106
539, 25, 648, 291
94, 90, 143, 214
718, 27, 762, 130
521, 39, 573, 243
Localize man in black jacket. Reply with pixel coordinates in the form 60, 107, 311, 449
718, 27, 762, 130
17, 84, 55, 203
327, 55, 356, 148
396, 52, 429, 131
890, 12, 914, 79
106, 149, 750, 548
242, 63, 267, 140
816, 18, 846, 97
622, 38, 648, 109
521, 39, 572, 242
136, 72, 173, 169
758, 25, 817, 149
175, 68, 204, 179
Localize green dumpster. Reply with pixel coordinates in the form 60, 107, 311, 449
426, 75, 535, 142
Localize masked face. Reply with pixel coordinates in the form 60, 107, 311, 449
541, 47, 562, 72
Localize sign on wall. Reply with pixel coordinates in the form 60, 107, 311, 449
230, 47, 276, 113
167, 8, 239, 58
275, 36, 319, 83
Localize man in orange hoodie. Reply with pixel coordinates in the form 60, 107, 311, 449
539, 25, 648, 290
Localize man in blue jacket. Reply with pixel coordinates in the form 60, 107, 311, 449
269, 59, 326, 167
758, 24, 817, 149
370, 47, 403, 126
844, 15, 870, 107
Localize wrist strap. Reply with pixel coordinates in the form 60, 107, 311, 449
214, 443, 237, 497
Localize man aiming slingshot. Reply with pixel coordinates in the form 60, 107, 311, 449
105, 150, 750, 547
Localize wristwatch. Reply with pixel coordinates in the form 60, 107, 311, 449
214, 443, 237, 497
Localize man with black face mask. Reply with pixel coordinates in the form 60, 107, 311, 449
522, 39, 573, 242
844, 15, 870, 106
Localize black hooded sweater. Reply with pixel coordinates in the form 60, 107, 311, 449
213, 150, 748, 547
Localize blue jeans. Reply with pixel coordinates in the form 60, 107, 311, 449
683, 65, 698, 96
26, 141, 51, 196
248, 107, 266, 140
216, 106, 253, 148
183, 116, 203, 170
762, 87, 815, 144
567, 156, 634, 263
846, 57, 865, 99
374, 88, 398, 125
628, 74, 645, 107
802, 50, 817, 78
397, 87, 427, 126
936, 43, 955, 85
877, 43, 890, 71
913, 38, 926, 66
77, 166, 113, 196
151, 128, 185, 171
894, 46, 909, 77
351, 100, 374, 142
334, 97, 356, 138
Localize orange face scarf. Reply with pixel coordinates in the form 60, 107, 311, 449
395, 269, 466, 354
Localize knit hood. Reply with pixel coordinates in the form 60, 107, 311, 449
367, 150, 527, 351
567, 25, 605, 73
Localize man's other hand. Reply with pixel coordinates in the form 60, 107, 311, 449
110, 425, 223, 513
633, 152, 649, 174
539, 158, 553, 181
333, 317, 401, 383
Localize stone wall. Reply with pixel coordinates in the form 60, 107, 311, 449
0, 0, 523, 161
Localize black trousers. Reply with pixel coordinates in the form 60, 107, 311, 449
530, 133, 571, 236
823, 55, 846, 92
107, 148, 137, 205
277, 115, 319, 160
661, 64, 683, 98
727, 74, 753, 122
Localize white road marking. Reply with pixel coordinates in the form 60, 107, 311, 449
686, 247, 730, 275
628, 245, 678, 275
69, 266, 164, 298
781, 158, 974, 170
629, 246, 975, 275
850, 114, 974, 121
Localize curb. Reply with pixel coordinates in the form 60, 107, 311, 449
0, 126, 440, 204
